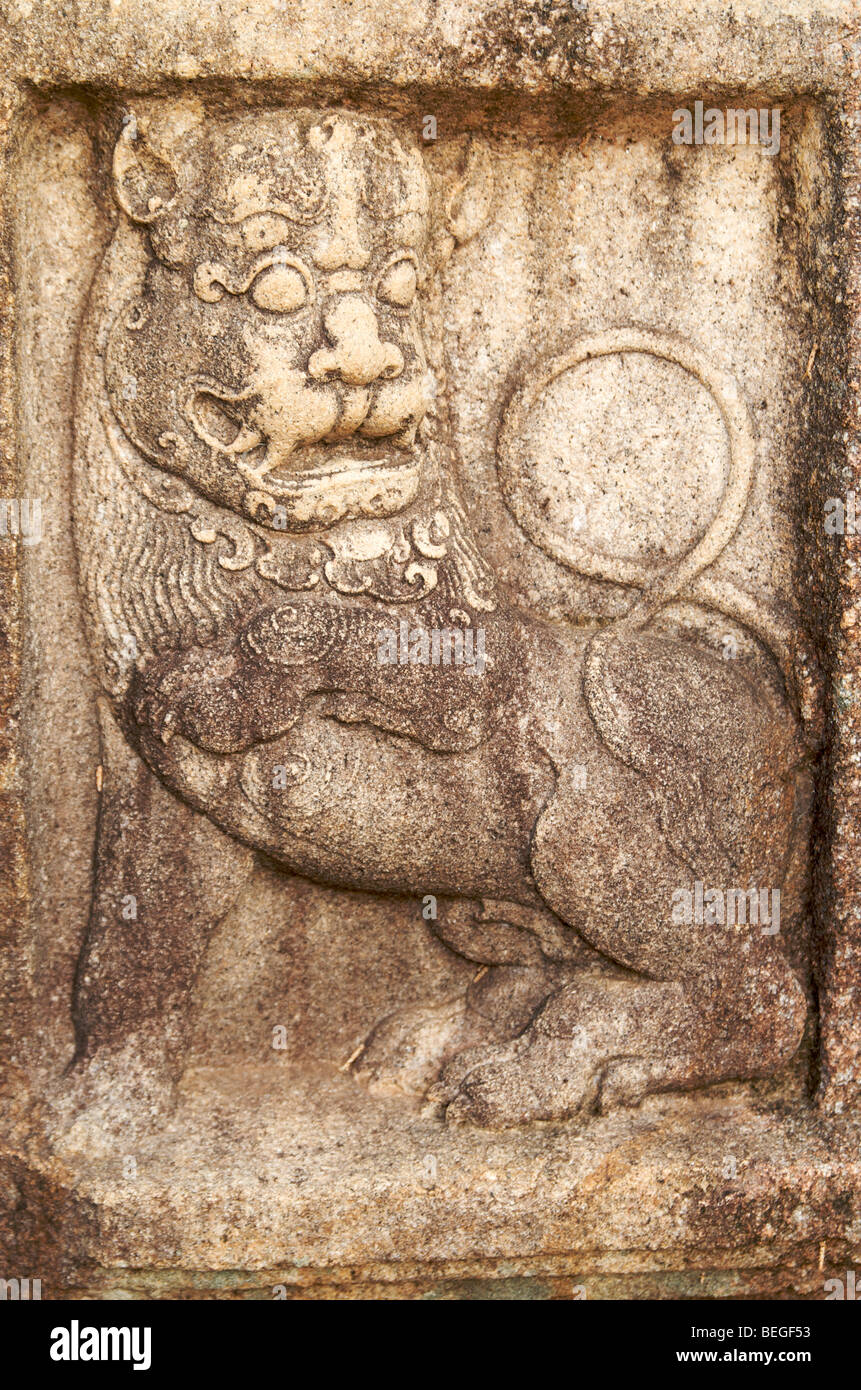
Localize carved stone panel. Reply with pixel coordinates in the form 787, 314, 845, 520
1, 0, 861, 1302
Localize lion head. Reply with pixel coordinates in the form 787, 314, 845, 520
73, 103, 496, 699
106, 107, 444, 532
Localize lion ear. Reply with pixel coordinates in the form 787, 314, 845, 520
444, 138, 494, 246
112, 115, 178, 224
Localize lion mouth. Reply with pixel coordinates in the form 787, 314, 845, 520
188, 385, 422, 488
266, 435, 418, 480
262, 448, 417, 489
241, 446, 424, 531
184, 377, 426, 530
246, 442, 423, 524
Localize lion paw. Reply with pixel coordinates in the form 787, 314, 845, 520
131, 647, 217, 745
428, 1030, 657, 1128
353, 995, 498, 1099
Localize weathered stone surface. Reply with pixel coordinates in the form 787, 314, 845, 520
0, 0, 860, 1300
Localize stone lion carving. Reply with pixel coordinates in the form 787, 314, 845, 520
69, 102, 811, 1129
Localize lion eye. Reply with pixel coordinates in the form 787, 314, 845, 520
250, 264, 309, 313
377, 258, 417, 308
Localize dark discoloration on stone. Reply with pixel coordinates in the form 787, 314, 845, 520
814, 17, 861, 1115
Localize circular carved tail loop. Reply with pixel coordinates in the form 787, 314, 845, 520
497, 328, 756, 614
498, 328, 809, 716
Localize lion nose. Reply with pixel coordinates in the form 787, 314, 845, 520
308, 296, 404, 387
